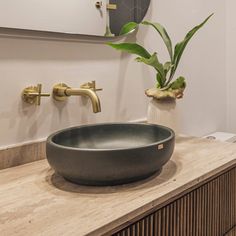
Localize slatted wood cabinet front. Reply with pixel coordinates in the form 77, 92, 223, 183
112, 167, 236, 236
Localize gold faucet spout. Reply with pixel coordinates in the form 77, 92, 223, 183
52, 82, 102, 113
65, 88, 101, 113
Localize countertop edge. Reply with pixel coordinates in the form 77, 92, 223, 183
89, 158, 236, 236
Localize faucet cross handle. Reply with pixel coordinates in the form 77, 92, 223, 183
22, 84, 50, 105
80, 81, 103, 92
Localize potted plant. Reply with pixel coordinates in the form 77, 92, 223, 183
108, 14, 213, 132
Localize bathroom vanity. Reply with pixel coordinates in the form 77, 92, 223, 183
0, 136, 236, 236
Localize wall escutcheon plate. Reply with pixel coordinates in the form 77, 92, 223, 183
52, 83, 70, 102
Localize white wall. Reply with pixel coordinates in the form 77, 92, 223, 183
149, 1, 226, 137
0, 0, 226, 148
226, 0, 236, 132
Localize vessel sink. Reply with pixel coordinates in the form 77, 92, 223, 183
46, 123, 175, 186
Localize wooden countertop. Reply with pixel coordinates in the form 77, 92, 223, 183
1, 137, 236, 236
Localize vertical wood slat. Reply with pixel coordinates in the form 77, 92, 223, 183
226, 226, 236, 236
113, 167, 236, 236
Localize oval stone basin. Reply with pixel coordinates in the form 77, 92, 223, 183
46, 123, 175, 186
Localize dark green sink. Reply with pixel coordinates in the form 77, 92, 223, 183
46, 123, 175, 186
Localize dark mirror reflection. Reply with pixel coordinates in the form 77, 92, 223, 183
109, 0, 151, 36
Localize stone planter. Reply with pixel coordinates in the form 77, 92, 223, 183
147, 98, 178, 133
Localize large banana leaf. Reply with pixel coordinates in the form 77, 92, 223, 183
107, 43, 151, 59
120, 22, 138, 35
170, 13, 213, 78
136, 53, 166, 83
142, 21, 173, 60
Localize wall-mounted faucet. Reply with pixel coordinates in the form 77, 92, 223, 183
22, 84, 50, 105
52, 81, 102, 113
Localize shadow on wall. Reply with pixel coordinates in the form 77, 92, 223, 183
0, 36, 118, 61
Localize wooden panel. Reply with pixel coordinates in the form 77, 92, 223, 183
113, 167, 236, 236
2, 137, 236, 236
226, 226, 236, 236
0, 141, 46, 170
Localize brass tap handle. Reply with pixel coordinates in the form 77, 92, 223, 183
22, 84, 50, 105
107, 3, 117, 10
35, 84, 50, 105
80, 81, 103, 92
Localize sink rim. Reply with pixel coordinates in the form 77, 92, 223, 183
47, 123, 175, 152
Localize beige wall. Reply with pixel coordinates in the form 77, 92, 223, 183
226, 0, 236, 132
0, 0, 226, 148
151, 0, 226, 137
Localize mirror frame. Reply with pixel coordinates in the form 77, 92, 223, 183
0, 0, 151, 42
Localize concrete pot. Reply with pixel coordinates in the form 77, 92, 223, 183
147, 98, 178, 134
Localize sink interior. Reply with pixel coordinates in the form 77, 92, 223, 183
52, 123, 172, 150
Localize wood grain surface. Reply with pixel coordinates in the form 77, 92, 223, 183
113, 166, 236, 236
0, 137, 236, 236
0, 141, 46, 170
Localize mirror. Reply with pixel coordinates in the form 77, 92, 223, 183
0, 0, 150, 38
109, 0, 151, 36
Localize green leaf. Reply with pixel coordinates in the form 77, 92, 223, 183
156, 73, 164, 87
120, 22, 138, 35
136, 53, 166, 83
163, 62, 173, 74
171, 13, 213, 77
170, 76, 186, 90
142, 21, 173, 60
107, 43, 151, 59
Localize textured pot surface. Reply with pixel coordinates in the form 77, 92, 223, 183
147, 98, 178, 133
46, 123, 175, 186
